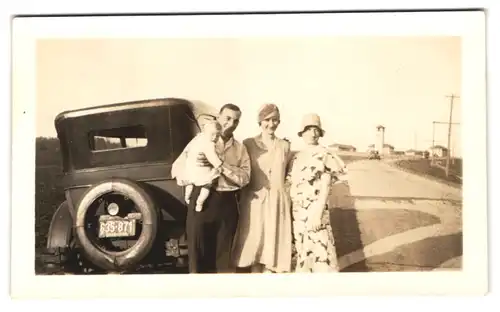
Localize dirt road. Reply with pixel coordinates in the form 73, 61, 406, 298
332, 159, 462, 272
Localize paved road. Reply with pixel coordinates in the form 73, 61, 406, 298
331, 159, 462, 272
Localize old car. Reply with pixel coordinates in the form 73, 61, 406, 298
41, 98, 204, 274
368, 150, 381, 160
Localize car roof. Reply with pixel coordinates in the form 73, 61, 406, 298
54, 97, 193, 125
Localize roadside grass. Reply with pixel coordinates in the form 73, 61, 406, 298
392, 158, 462, 188
35, 166, 65, 273
35, 137, 65, 273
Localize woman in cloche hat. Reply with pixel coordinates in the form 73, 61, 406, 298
285, 113, 347, 272
231, 103, 293, 273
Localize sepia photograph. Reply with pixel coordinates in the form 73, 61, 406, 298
34, 36, 463, 275
11, 10, 487, 297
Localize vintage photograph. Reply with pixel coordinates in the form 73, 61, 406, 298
34, 35, 463, 275
11, 11, 487, 297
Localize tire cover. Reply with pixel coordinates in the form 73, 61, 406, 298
75, 178, 158, 271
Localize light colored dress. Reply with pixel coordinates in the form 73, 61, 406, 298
286, 145, 347, 273
231, 135, 293, 273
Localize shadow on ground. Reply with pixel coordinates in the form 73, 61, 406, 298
343, 232, 463, 271
328, 182, 368, 272
328, 181, 461, 272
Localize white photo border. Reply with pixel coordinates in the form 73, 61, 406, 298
11, 11, 487, 298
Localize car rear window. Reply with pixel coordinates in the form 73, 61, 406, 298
89, 125, 148, 151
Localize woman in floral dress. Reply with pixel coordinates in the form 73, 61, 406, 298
286, 113, 347, 272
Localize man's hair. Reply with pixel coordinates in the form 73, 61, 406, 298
219, 103, 241, 114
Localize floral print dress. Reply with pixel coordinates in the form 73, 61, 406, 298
286, 145, 347, 273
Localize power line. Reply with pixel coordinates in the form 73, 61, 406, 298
431, 121, 461, 161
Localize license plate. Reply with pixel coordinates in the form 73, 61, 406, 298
98, 219, 136, 238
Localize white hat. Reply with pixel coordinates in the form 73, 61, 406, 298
298, 113, 325, 137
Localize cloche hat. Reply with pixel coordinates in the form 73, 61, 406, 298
297, 113, 325, 137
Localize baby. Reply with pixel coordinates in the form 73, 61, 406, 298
173, 117, 224, 212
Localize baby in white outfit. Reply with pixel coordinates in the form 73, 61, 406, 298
173, 119, 223, 212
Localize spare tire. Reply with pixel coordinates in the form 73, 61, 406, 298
74, 178, 158, 271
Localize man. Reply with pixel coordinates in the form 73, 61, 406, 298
176, 103, 251, 273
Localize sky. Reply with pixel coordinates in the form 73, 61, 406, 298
36, 37, 462, 156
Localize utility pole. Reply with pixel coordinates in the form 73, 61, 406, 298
445, 94, 459, 177
431, 122, 435, 164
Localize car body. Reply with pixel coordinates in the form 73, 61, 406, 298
41, 98, 202, 273
368, 150, 381, 160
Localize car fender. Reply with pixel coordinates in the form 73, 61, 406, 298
46, 201, 74, 249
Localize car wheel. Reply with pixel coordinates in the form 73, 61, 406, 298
75, 178, 158, 271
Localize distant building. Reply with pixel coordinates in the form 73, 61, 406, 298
330, 143, 356, 152
405, 149, 424, 157
428, 145, 449, 157
382, 143, 395, 155
405, 149, 417, 156
369, 143, 394, 155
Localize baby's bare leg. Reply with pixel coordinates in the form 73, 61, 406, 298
195, 186, 211, 212
185, 184, 194, 204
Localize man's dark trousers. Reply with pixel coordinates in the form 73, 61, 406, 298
185, 185, 239, 273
